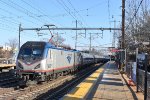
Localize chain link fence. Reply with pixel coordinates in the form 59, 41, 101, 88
126, 53, 150, 99
136, 53, 150, 99
126, 62, 132, 78
137, 69, 145, 91
147, 72, 150, 99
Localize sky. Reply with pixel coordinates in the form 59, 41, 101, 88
0, 0, 122, 51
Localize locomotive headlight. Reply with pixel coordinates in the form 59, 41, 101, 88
34, 64, 41, 69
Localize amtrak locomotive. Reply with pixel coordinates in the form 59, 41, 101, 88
16, 41, 103, 83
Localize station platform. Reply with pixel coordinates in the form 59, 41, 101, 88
62, 61, 138, 100
0, 64, 16, 72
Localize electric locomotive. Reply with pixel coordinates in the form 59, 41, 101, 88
16, 41, 103, 84
16, 41, 82, 83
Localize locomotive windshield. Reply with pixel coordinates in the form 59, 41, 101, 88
18, 42, 45, 60
19, 48, 43, 57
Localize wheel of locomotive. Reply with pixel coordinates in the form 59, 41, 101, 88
50, 74, 54, 80
63, 71, 66, 76
45, 75, 49, 82
59, 72, 62, 76
54, 73, 58, 79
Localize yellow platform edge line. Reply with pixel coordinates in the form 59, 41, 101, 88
63, 63, 107, 100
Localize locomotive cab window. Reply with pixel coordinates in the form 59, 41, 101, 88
18, 42, 45, 60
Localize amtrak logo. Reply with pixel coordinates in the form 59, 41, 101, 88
67, 56, 71, 63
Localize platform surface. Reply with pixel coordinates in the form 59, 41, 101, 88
0, 64, 15, 68
62, 62, 137, 100
91, 61, 135, 100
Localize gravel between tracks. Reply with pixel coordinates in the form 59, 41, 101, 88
0, 63, 103, 100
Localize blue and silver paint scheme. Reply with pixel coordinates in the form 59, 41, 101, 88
16, 41, 82, 82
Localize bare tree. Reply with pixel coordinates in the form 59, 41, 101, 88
7, 38, 18, 51
49, 33, 65, 47
6, 38, 18, 58
118, 0, 150, 53
0, 47, 4, 58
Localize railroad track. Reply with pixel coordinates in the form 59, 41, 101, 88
38, 63, 102, 100
0, 75, 73, 100
0, 72, 11, 78
15, 76, 73, 100
0, 71, 20, 98
0, 71, 19, 87
0, 63, 103, 100
0, 77, 18, 87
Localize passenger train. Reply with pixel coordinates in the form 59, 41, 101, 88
16, 41, 106, 83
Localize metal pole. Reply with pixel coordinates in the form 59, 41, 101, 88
124, 49, 126, 72
112, 20, 116, 47
75, 20, 77, 49
89, 33, 91, 51
122, 0, 125, 49
21, 27, 121, 31
19, 24, 21, 50
121, 0, 125, 72
144, 54, 148, 100
136, 48, 139, 92
56, 32, 58, 47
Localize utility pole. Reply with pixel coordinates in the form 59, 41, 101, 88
122, 0, 125, 49
75, 20, 77, 49
120, 0, 125, 72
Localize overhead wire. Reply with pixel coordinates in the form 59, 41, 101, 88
121, 0, 144, 46
0, 0, 115, 50
56, 0, 77, 20
0, 0, 51, 40
0, 7, 42, 40
55, 0, 110, 49
0, 27, 17, 32
0, 7, 39, 25
56, 0, 84, 27
108, 0, 111, 28
20, 0, 62, 26
45, 1, 105, 18
125, 0, 144, 30
8, 0, 49, 24
0, 22, 18, 30
67, 0, 89, 27
0, 0, 73, 48
55, 0, 85, 48
0, 17, 18, 25
0, 0, 47, 24
21, 0, 75, 43
66, 0, 88, 45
